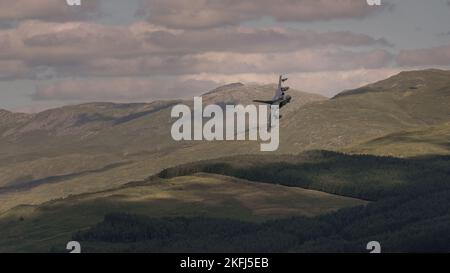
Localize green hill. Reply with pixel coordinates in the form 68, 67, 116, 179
346, 122, 450, 157
0, 69, 449, 219
0, 85, 325, 212
0, 170, 366, 252
279, 69, 450, 152
62, 152, 450, 253
0, 150, 448, 252
73, 184, 450, 253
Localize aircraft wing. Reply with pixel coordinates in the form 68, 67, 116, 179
253, 100, 275, 105
255, 75, 287, 105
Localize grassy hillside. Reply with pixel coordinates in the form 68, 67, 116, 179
279, 69, 450, 152
346, 122, 450, 157
69, 152, 450, 253
0, 150, 447, 253
0, 172, 366, 252
74, 184, 450, 253
0, 69, 449, 231
158, 150, 450, 200
0, 84, 325, 212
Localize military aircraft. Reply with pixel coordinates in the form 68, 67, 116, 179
253, 75, 292, 119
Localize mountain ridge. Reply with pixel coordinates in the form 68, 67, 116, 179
0, 69, 448, 213
333, 69, 450, 99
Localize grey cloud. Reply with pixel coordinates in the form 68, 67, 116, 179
0, 21, 391, 81
138, 0, 388, 29
0, 60, 30, 80
144, 28, 390, 54
57, 48, 393, 78
0, 0, 100, 22
32, 77, 217, 101
15, 21, 388, 59
0, 21, 145, 66
397, 44, 450, 66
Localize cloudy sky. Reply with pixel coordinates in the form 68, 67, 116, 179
0, 0, 449, 112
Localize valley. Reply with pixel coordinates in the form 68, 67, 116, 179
0, 69, 449, 252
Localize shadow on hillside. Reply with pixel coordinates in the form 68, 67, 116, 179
0, 161, 133, 194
